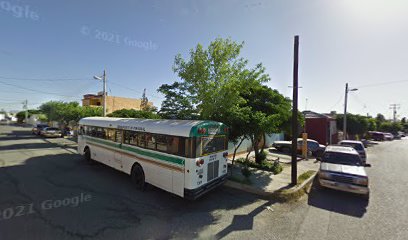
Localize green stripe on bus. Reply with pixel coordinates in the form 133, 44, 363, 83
84, 136, 185, 166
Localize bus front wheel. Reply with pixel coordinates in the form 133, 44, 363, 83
131, 164, 145, 190
83, 147, 94, 164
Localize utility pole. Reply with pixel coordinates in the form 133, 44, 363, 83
22, 100, 28, 125
103, 70, 106, 117
94, 70, 107, 117
389, 104, 400, 122
343, 83, 358, 140
291, 35, 299, 186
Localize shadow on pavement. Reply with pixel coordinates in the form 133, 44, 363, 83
307, 178, 368, 218
0, 149, 265, 239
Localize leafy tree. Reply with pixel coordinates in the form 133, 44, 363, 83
107, 108, 160, 119
16, 109, 43, 123
378, 122, 402, 134
140, 88, 149, 111
375, 113, 386, 127
39, 101, 102, 124
172, 38, 269, 120
367, 117, 377, 131
239, 84, 292, 163
336, 114, 369, 138
157, 81, 198, 119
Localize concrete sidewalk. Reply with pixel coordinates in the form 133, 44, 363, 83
226, 148, 319, 199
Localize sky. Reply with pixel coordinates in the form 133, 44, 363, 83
1, 0, 408, 120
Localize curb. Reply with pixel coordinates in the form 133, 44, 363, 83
224, 172, 317, 202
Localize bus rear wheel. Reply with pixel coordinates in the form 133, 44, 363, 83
131, 164, 145, 190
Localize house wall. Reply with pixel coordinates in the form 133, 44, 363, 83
82, 95, 153, 114
305, 118, 328, 145
227, 133, 284, 156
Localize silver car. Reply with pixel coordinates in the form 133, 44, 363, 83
339, 140, 367, 165
41, 127, 62, 138
318, 145, 369, 199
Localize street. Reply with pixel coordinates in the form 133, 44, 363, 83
0, 125, 407, 240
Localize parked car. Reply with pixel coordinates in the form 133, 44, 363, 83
272, 138, 326, 157
339, 140, 367, 165
32, 124, 49, 135
370, 131, 386, 141
317, 145, 369, 199
40, 127, 62, 138
384, 133, 394, 141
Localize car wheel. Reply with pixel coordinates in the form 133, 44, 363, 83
83, 147, 94, 164
131, 164, 145, 190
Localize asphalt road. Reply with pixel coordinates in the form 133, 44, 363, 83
0, 125, 407, 240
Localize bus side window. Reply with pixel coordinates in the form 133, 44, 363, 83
123, 131, 130, 144
167, 136, 180, 155
156, 135, 168, 152
115, 130, 123, 143
105, 129, 115, 142
96, 127, 105, 139
146, 133, 156, 150
138, 133, 146, 148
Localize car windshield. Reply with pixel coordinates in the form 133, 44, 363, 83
321, 152, 362, 166
341, 142, 364, 151
46, 128, 59, 131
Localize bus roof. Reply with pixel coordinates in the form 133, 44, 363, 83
78, 117, 227, 137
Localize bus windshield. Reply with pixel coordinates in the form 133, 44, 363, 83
201, 136, 226, 156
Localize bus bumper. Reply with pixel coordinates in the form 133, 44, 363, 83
184, 175, 227, 200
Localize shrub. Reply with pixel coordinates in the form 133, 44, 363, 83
257, 150, 267, 161
241, 166, 252, 178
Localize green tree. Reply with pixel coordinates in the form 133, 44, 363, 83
107, 108, 160, 119
16, 109, 42, 123
239, 85, 292, 163
337, 114, 369, 138
375, 113, 386, 127
166, 38, 292, 164
157, 81, 198, 119
378, 122, 402, 134
39, 101, 102, 124
173, 38, 269, 120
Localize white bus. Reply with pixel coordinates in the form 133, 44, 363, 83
77, 117, 229, 199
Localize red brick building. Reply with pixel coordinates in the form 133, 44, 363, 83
303, 111, 338, 145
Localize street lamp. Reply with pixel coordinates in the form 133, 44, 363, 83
93, 70, 107, 117
343, 83, 358, 140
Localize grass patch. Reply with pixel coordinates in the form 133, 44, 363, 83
236, 157, 283, 175
228, 175, 252, 185
297, 170, 316, 186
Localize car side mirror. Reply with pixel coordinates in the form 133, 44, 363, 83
365, 163, 371, 167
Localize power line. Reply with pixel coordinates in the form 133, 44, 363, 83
355, 79, 408, 89
0, 80, 84, 98
110, 82, 164, 100
0, 76, 92, 82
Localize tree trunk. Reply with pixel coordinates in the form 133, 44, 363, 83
232, 137, 245, 165
252, 135, 261, 164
